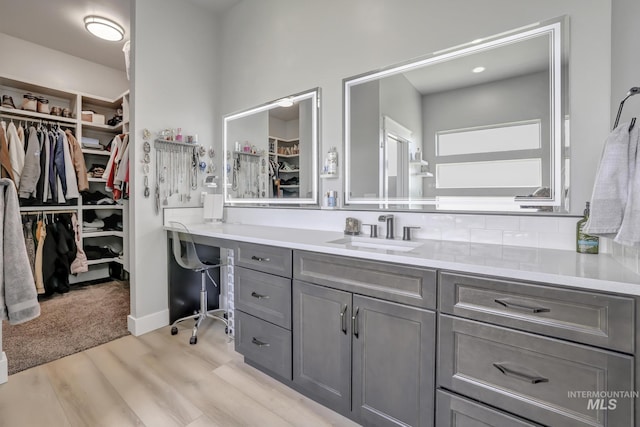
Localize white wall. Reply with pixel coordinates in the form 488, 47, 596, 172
0, 33, 128, 98
129, 0, 219, 335
218, 0, 611, 216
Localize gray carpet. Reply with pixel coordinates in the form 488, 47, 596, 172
2, 280, 130, 375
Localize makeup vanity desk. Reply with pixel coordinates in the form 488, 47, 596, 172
167, 222, 640, 427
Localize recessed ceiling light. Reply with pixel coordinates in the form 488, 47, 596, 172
276, 97, 294, 107
472, 66, 486, 73
84, 16, 124, 42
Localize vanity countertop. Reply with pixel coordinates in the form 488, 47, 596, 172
168, 222, 640, 296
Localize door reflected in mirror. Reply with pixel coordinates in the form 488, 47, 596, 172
223, 88, 319, 206
344, 17, 568, 213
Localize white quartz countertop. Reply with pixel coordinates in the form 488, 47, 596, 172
168, 222, 640, 296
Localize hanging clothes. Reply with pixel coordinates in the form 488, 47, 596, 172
65, 130, 88, 192
18, 126, 42, 200
6, 121, 25, 188
34, 217, 46, 295
0, 124, 15, 182
60, 129, 79, 200
41, 214, 76, 295
0, 178, 40, 324
23, 216, 36, 279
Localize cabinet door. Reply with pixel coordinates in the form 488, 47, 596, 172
292, 280, 351, 414
352, 295, 435, 427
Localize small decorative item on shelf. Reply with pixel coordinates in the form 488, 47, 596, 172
323, 146, 338, 176
62, 108, 72, 118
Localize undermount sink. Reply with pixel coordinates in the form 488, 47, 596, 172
327, 236, 423, 252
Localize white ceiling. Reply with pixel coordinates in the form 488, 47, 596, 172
0, 0, 239, 72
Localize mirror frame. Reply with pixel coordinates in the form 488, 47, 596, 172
223, 88, 320, 206
343, 18, 566, 212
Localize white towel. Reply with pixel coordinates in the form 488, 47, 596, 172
584, 123, 636, 237
614, 124, 640, 246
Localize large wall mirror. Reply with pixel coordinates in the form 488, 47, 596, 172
223, 88, 319, 206
344, 17, 568, 213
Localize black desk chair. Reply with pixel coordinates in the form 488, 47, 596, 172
169, 221, 228, 344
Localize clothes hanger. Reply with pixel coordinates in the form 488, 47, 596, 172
629, 117, 636, 132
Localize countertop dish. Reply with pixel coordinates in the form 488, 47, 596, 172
166, 222, 640, 296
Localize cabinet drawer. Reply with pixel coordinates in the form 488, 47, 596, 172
235, 311, 292, 380
236, 242, 292, 278
236, 267, 291, 329
294, 251, 437, 309
439, 272, 635, 353
436, 390, 542, 427
438, 315, 634, 427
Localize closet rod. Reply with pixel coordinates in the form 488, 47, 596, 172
0, 113, 77, 128
20, 209, 77, 215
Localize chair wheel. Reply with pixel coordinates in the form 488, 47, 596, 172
190, 336, 197, 345
171, 326, 178, 335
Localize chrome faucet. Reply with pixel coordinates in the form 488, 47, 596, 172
378, 214, 395, 239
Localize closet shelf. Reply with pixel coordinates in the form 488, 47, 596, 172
0, 106, 77, 124
81, 121, 123, 132
87, 177, 107, 183
277, 153, 299, 158
82, 148, 110, 156
234, 150, 262, 157
83, 230, 124, 238
87, 257, 122, 266
82, 204, 124, 210
19, 205, 78, 213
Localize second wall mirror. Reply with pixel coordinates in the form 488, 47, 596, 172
344, 17, 568, 213
223, 88, 320, 206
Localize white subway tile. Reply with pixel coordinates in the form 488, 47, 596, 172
557, 217, 579, 234
519, 217, 559, 232
454, 215, 486, 229
470, 229, 503, 245
424, 214, 455, 229
485, 216, 519, 231
442, 228, 471, 242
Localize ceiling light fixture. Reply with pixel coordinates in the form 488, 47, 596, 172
84, 16, 124, 42
472, 66, 486, 73
276, 97, 294, 107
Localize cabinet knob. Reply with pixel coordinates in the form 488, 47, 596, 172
251, 337, 270, 347
251, 255, 271, 262
251, 291, 270, 300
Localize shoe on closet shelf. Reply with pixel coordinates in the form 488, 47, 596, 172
1, 95, 15, 109
22, 93, 37, 111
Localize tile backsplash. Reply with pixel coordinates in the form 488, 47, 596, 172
612, 242, 640, 274
225, 207, 583, 252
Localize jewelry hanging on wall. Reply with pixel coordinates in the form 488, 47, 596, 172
142, 129, 151, 199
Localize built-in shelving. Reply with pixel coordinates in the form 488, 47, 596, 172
2, 74, 129, 281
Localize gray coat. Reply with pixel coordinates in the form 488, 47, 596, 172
0, 178, 40, 324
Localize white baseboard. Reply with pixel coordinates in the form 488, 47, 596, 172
0, 351, 7, 384
127, 309, 169, 336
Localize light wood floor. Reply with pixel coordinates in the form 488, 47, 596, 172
0, 322, 360, 427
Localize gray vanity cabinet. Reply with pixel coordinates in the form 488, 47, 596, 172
292, 280, 352, 413
436, 390, 543, 427
292, 278, 435, 427
234, 243, 293, 381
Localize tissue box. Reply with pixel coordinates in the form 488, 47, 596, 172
92, 114, 105, 125
81, 111, 93, 122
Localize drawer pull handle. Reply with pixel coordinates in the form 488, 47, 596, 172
352, 307, 360, 338
251, 337, 270, 347
251, 256, 271, 262
493, 362, 549, 384
340, 305, 348, 334
251, 291, 270, 300
494, 298, 550, 313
